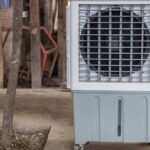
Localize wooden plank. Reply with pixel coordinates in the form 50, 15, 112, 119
30, 0, 42, 88
58, 0, 67, 85
1, 0, 23, 147
0, 13, 4, 87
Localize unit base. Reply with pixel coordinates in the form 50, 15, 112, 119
74, 145, 84, 150
73, 91, 150, 144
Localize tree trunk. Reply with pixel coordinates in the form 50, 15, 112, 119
1, 0, 23, 147
44, 0, 58, 33
0, 16, 4, 87
30, 0, 42, 88
44, 0, 52, 32
58, 0, 67, 85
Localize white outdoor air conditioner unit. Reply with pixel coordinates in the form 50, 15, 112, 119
67, 0, 150, 149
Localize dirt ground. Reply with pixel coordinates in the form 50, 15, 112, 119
0, 89, 150, 150
0, 88, 74, 150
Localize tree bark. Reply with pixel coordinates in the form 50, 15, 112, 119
44, 0, 58, 33
30, 0, 42, 88
1, 0, 23, 147
0, 15, 4, 87
58, 0, 67, 85
44, 0, 52, 32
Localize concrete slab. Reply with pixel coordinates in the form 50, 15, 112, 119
0, 88, 74, 150
0, 88, 149, 150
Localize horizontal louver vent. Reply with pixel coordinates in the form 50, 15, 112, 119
79, 4, 150, 82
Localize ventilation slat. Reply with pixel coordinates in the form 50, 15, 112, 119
140, 6, 144, 81
98, 6, 101, 80
79, 4, 150, 82
87, 7, 91, 80
109, 7, 112, 81
130, 6, 133, 81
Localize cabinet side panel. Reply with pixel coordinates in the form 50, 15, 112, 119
100, 96, 118, 142
124, 96, 147, 142
73, 93, 100, 144
147, 97, 150, 142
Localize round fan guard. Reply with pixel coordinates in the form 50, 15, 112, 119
80, 7, 150, 77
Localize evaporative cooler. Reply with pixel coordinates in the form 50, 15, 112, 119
67, 0, 150, 149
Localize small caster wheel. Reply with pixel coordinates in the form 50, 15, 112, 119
74, 145, 84, 150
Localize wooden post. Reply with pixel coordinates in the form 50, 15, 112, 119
30, 0, 42, 88
11, 0, 15, 7
52, 0, 58, 32
44, 0, 58, 33
1, 0, 23, 147
0, 14, 4, 87
58, 0, 66, 85
44, 0, 53, 32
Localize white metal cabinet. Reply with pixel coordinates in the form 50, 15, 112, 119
124, 97, 147, 142
68, 0, 150, 147
73, 92, 149, 145
100, 97, 119, 142
73, 94, 100, 144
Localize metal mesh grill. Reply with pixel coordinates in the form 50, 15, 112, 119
79, 4, 150, 82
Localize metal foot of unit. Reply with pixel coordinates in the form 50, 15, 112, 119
74, 145, 84, 150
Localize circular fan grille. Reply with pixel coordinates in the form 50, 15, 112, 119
80, 7, 150, 77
